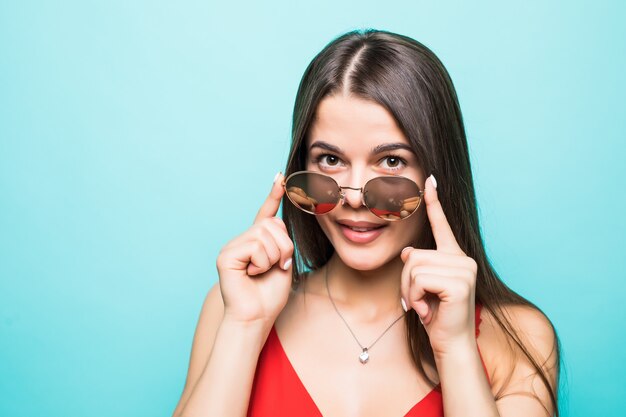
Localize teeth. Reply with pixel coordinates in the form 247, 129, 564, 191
349, 226, 375, 232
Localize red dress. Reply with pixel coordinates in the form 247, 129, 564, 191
247, 304, 489, 416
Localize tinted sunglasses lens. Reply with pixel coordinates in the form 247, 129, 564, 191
285, 172, 341, 215
364, 177, 422, 220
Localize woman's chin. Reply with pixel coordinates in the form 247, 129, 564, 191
333, 245, 397, 271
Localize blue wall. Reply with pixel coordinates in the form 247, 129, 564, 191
1, 1, 624, 416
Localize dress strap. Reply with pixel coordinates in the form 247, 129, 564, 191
475, 303, 483, 337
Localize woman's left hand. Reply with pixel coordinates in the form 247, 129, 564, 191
400, 175, 478, 357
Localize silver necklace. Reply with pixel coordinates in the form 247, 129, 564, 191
324, 262, 406, 365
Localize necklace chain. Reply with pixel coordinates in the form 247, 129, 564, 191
324, 261, 406, 364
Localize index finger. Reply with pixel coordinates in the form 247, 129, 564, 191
253, 172, 285, 224
424, 174, 463, 254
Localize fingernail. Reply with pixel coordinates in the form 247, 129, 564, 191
401, 246, 413, 255
400, 297, 408, 312
428, 174, 437, 189
282, 258, 292, 271
273, 171, 282, 184
418, 314, 424, 325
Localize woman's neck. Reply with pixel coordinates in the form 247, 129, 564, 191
313, 252, 406, 324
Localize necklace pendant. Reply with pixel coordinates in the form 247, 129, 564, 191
359, 348, 369, 364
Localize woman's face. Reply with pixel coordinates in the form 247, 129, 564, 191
305, 93, 427, 271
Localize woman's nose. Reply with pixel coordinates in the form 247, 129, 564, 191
341, 187, 364, 209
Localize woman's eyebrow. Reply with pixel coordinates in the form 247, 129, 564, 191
371, 143, 414, 154
309, 141, 344, 154
309, 140, 415, 155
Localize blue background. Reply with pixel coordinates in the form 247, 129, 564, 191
1, 1, 624, 416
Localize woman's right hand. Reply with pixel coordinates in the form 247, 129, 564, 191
216, 172, 295, 326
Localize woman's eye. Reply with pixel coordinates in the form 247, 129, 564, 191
324, 155, 339, 165
380, 155, 406, 170
317, 154, 342, 167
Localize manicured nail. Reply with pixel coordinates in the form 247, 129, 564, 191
273, 171, 282, 184
401, 297, 408, 312
282, 258, 292, 271
428, 174, 437, 189
418, 314, 424, 325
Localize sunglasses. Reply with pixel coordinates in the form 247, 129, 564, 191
281, 170, 424, 221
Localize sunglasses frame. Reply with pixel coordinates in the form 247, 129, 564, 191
281, 170, 425, 221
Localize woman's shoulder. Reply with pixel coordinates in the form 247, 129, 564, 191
479, 302, 557, 342
478, 302, 558, 359
477, 302, 559, 404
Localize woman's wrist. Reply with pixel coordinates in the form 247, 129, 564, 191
222, 314, 273, 333
432, 335, 479, 365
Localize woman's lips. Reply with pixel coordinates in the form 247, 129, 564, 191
338, 223, 386, 244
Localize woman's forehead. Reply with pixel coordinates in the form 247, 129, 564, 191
306, 94, 410, 153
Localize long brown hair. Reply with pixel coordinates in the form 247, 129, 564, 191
281, 28, 560, 415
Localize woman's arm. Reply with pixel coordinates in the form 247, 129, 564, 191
176, 317, 271, 417
173, 173, 294, 417
171, 282, 272, 417
435, 305, 558, 417
400, 176, 559, 417
434, 335, 499, 417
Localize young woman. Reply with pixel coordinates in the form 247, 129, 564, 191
172, 29, 560, 417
